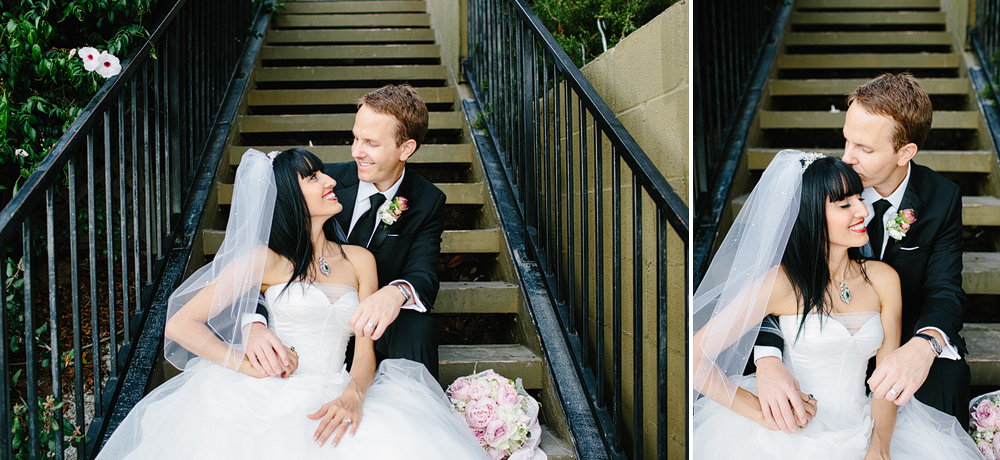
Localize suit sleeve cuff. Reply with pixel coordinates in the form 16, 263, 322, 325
754, 346, 783, 363
242, 313, 268, 329
916, 326, 961, 360
390, 280, 427, 313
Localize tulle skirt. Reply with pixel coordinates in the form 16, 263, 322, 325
96, 359, 489, 459
693, 376, 982, 460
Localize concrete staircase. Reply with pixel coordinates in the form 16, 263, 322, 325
733, 0, 1000, 387
193, 1, 575, 457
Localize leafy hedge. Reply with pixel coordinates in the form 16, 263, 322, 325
529, 0, 677, 67
0, 0, 155, 202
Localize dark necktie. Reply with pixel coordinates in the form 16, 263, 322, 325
869, 199, 892, 259
350, 193, 387, 247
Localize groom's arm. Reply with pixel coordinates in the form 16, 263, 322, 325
912, 187, 966, 353
393, 189, 445, 309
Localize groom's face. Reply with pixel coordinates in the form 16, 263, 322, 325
842, 103, 909, 194
351, 104, 416, 192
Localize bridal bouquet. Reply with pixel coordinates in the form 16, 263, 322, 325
447, 370, 547, 460
970, 390, 1000, 460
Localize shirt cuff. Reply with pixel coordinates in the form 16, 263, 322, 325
754, 346, 783, 363
390, 280, 427, 313
916, 327, 961, 360
242, 313, 268, 330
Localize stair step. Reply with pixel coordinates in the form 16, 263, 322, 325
796, 0, 940, 9
260, 44, 440, 61
238, 111, 462, 133
438, 344, 544, 390
274, 13, 431, 29
265, 28, 436, 44
539, 427, 576, 460
963, 253, 1000, 295
777, 53, 960, 70
435, 281, 519, 314
746, 148, 994, 173
769, 78, 968, 96
963, 196, 1000, 226
789, 11, 946, 26
229, 144, 472, 165
216, 182, 484, 206
256, 65, 447, 83
758, 110, 976, 130
202, 228, 501, 255
282, 1, 427, 14
731, 195, 1000, 226
248, 87, 454, 106
963, 323, 1000, 386
784, 31, 952, 47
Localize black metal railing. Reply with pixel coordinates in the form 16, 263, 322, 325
0, 1, 259, 458
692, 0, 790, 286
970, 0, 1000, 164
465, 1, 688, 459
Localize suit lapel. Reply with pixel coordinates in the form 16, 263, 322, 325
367, 170, 414, 250
336, 184, 359, 240
881, 168, 923, 265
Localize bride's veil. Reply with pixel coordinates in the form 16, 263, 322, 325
693, 150, 814, 407
163, 149, 276, 370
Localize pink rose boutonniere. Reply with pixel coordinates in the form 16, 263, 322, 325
884, 208, 916, 241
377, 196, 408, 228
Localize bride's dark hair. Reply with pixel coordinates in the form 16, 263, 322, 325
268, 147, 346, 284
781, 156, 869, 338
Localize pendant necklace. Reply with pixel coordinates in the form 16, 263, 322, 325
832, 270, 851, 304
318, 255, 330, 276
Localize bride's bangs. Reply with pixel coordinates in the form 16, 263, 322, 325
283, 148, 325, 178
821, 159, 864, 202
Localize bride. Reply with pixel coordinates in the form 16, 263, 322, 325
692, 150, 980, 459
96, 148, 489, 459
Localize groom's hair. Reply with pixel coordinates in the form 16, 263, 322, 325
847, 73, 933, 151
357, 85, 429, 152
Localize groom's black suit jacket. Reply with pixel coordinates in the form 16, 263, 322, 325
323, 162, 445, 307
757, 161, 966, 351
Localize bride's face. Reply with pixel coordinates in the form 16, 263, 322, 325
299, 170, 342, 218
826, 193, 869, 249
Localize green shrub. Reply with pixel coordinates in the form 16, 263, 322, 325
0, 0, 155, 199
529, 0, 676, 67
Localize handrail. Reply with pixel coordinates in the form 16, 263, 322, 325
969, 0, 1000, 165
0, 1, 262, 458
465, 1, 687, 458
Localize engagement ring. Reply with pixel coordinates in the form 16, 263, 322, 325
290, 346, 295, 351
342, 418, 352, 424
808, 394, 814, 400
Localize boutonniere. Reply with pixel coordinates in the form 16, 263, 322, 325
885, 208, 916, 241
377, 196, 408, 228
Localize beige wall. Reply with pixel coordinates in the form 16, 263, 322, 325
426, 0, 466, 84
944, 0, 974, 47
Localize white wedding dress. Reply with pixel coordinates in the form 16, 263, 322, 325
694, 312, 981, 459
97, 282, 489, 459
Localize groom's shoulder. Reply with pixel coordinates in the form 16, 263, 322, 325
910, 160, 960, 197
403, 168, 445, 201
325, 161, 358, 186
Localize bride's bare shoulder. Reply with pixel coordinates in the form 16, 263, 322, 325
767, 265, 799, 316
863, 260, 899, 286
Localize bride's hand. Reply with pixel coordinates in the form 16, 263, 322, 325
237, 345, 297, 378
308, 388, 365, 447
863, 441, 891, 460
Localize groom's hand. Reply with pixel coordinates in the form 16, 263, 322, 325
245, 322, 297, 377
755, 356, 810, 433
349, 285, 404, 339
868, 333, 938, 406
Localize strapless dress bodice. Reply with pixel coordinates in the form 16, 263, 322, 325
263, 282, 359, 375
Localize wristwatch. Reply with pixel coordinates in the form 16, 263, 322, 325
394, 283, 412, 306
913, 333, 943, 357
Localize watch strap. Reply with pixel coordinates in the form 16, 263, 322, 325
913, 333, 943, 356
394, 283, 412, 305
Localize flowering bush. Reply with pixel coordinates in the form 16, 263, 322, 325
448, 369, 547, 460
970, 390, 1000, 460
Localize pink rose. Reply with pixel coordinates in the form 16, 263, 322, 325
901, 209, 916, 224
974, 401, 998, 430
485, 419, 511, 447
980, 439, 998, 460
901, 222, 910, 231
517, 412, 532, 425
466, 397, 499, 428
469, 379, 493, 401
472, 428, 487, 446
484, 370, 504, 380
397, 197, 408, 210
496, 381, 521, 406
394, 208, 402, 217
449, 378, 471, 402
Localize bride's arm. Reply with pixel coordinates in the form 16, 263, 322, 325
693, 267, 813, 428
309, 246, 379, 447
866, 263, 903, 460
164, 245, 283, 377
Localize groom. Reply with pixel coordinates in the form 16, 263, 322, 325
246, 85, 444, 378
754, 73, 971, 431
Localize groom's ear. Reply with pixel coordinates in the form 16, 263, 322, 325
896, 142, 918, 166
398, 139, 417, 163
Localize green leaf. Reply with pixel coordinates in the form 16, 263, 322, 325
41, 358, 50, 367
12, 369, 21, 385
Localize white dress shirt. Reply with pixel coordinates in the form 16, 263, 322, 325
755, 163, 960, 362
